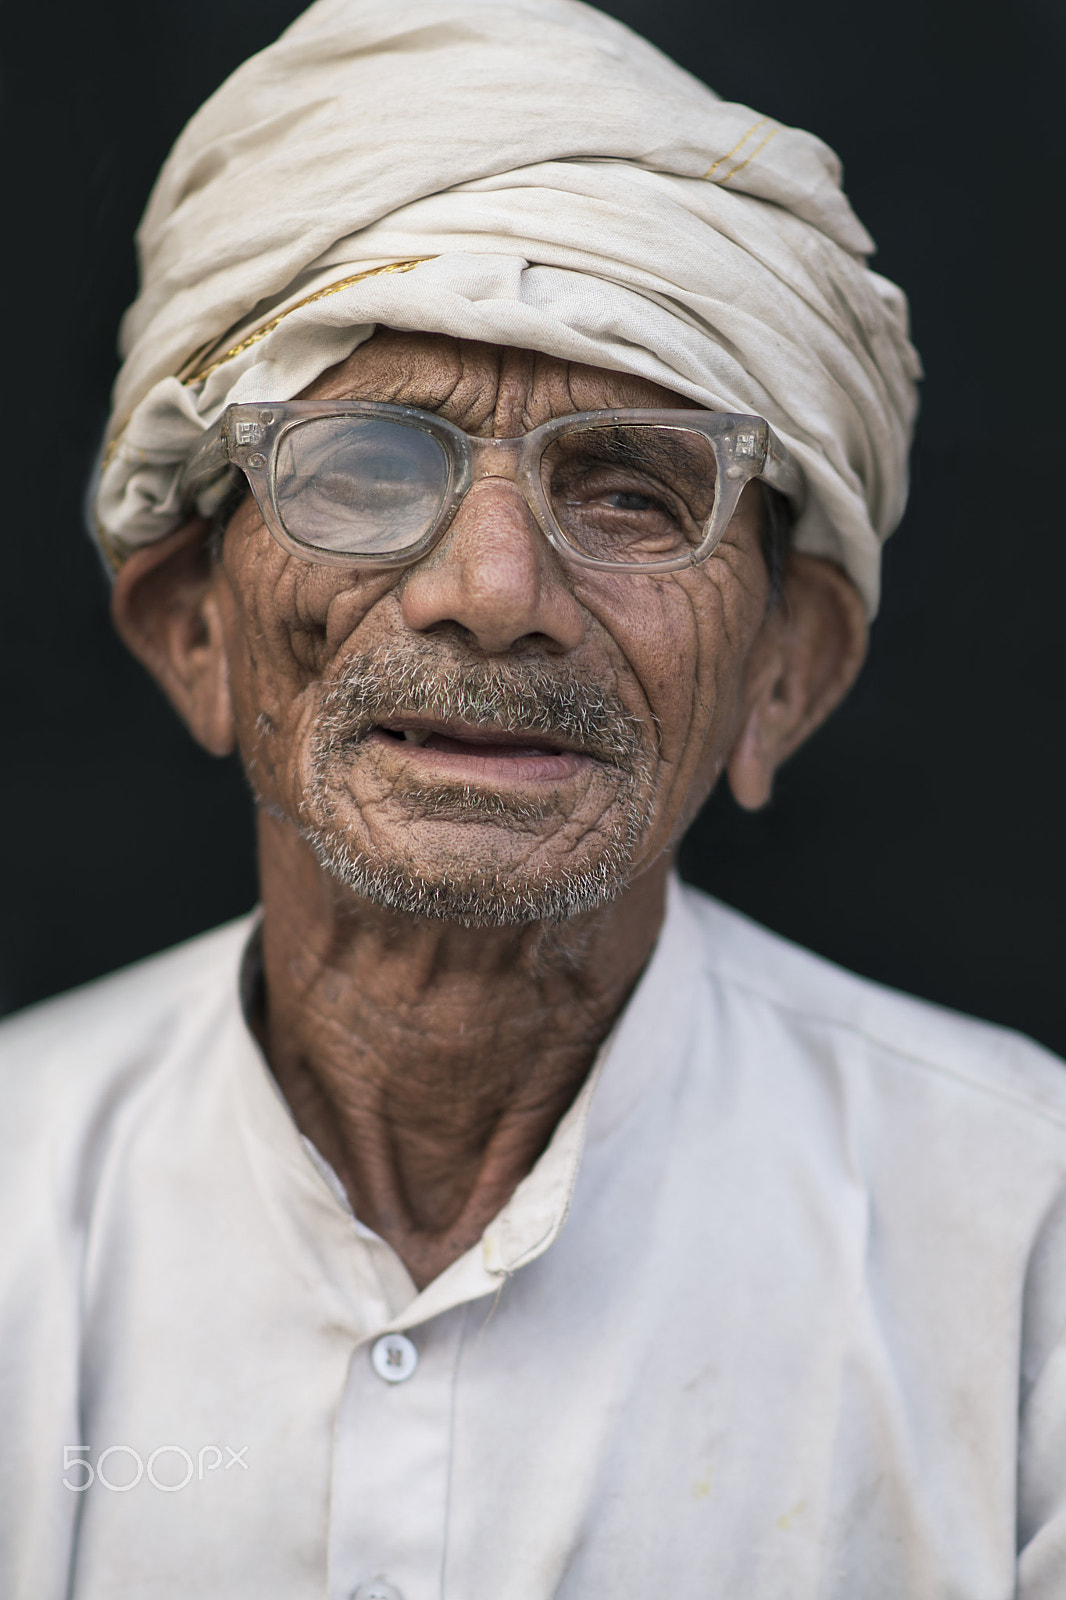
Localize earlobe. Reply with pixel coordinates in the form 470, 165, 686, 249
726, 710, 778, 811
110, 518, 238, 758
726, 552, 868, 811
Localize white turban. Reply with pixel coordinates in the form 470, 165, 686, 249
94, 0, 920, 614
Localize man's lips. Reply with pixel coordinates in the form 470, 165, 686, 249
377, 717, 570, 754
365, 718, 592, 783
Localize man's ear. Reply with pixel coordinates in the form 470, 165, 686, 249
110, 518, 237, 757
726, 552, 868, 810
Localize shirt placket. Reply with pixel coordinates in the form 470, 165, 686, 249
328, 1301, 469, 1600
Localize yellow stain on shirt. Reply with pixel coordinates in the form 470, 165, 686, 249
776, 1498, 806, 1530
691, 1467, 714, 1501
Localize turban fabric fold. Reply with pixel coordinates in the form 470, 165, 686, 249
95, 0, 921, 614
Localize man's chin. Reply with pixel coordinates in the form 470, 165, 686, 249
297, 821, 637, 928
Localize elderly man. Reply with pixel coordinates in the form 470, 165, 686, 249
2, 2, 1065, 1597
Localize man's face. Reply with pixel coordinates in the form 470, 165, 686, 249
208, 330, 776, 925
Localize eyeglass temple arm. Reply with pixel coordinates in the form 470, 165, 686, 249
177, 416, 232, 505
759, 428, 805, 509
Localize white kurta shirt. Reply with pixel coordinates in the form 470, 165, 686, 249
3, 878, 1066, 1600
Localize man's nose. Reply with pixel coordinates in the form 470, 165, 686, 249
398, 478, 586, 655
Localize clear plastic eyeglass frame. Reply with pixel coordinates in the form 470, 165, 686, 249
180, 400, 803, 576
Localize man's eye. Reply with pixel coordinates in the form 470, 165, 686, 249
603, 490, 666, 513
553, 465, 678, 514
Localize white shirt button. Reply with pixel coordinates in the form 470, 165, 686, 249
370, 1332, 418, 1383
352, 1583, 402, 1600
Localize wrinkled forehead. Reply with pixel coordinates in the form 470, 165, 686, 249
301, 330, 693, 435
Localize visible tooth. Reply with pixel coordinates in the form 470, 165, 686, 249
402, 728, 431, 746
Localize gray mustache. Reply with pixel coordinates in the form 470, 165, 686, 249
311, 648, 648, 767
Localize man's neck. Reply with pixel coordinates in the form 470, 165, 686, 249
253, 812, 670, 1289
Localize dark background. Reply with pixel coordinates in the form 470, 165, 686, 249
1, 0, 1063, 1051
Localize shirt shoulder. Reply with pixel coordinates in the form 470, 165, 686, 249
677, 880, 1066, 1128
0, 916, 256, 1123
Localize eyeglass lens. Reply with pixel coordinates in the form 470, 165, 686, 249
541, 426, 717, 563
272, 416, 719, 563
275, 417, 450, 556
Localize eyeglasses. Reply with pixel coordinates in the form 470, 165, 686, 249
181, 400, 802, 575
